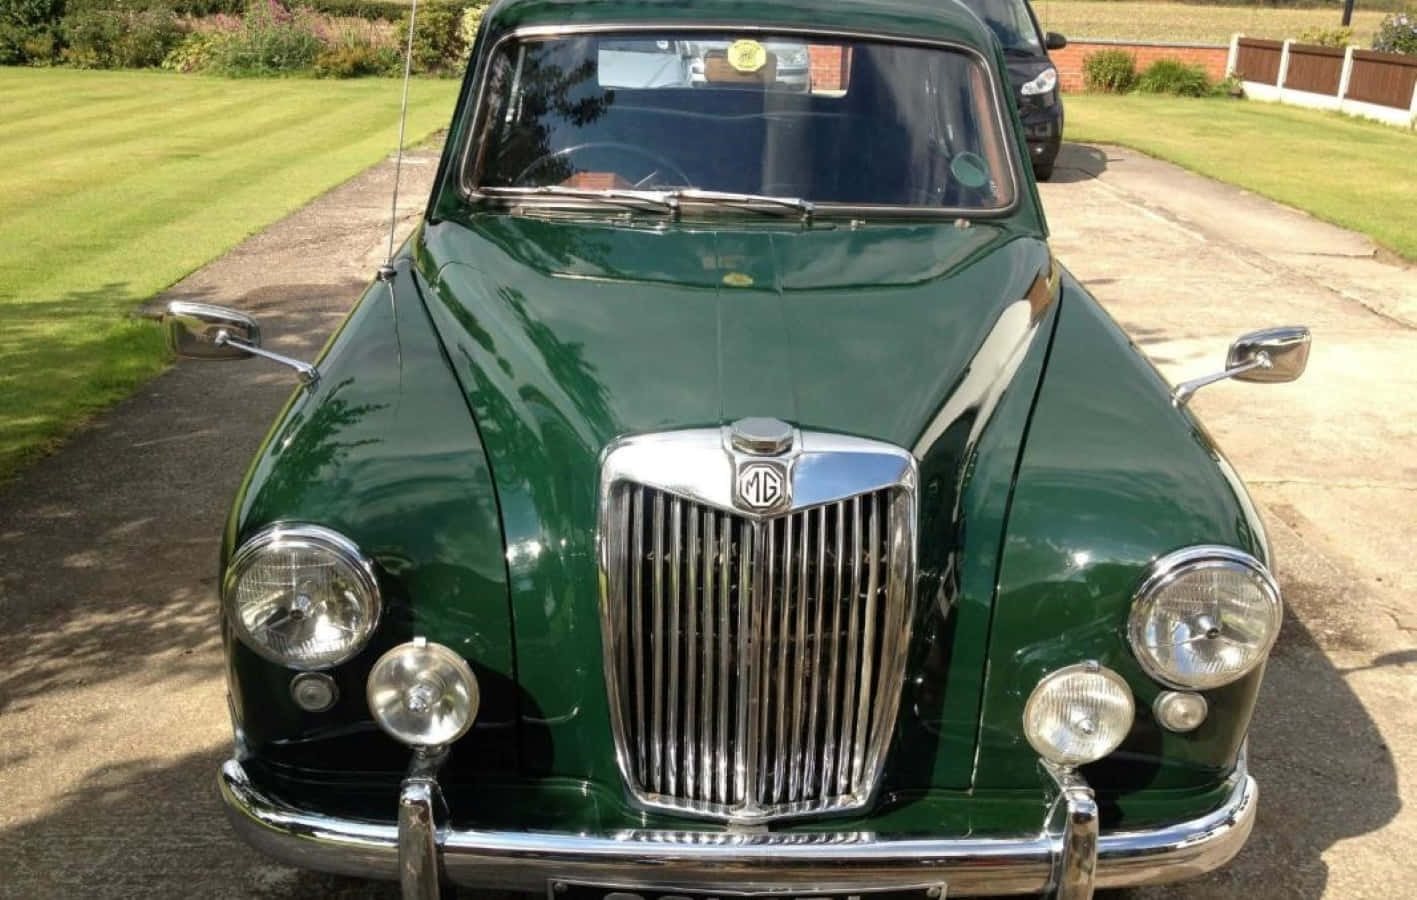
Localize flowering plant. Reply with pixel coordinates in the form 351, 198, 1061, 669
1373, 10, 1417, 56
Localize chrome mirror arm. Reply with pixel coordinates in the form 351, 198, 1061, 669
215, 329, 319, 386
1172, 353, 1270, 407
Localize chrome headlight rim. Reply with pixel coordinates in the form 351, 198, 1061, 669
1127, 545, 1281, 691
223, 522, 382, 671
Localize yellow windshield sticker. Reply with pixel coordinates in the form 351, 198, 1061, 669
727, 39, 768, 73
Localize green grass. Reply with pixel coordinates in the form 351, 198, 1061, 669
1035, 1, 1388, 44
0, 68, 460, 480
1067, 94, 1417, 260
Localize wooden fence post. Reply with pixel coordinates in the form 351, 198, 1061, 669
1277, 39, 1293, 91
1337, 45, 1355, 100
1226, 33, 1241, 77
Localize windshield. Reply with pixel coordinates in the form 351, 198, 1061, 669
959, 0, 1044, 55
468, 32, 1016, 212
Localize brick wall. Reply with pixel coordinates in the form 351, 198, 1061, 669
1051, 40, 1229, 92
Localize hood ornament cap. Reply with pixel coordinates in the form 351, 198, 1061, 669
730, 417, 794, 456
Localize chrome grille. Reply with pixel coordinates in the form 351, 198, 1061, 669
599, 431, 915, 823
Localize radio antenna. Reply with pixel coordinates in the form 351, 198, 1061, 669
380, 0, 420, 281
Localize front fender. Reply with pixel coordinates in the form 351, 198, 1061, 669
222, 249, 515, 779
976, 274, 1268, 818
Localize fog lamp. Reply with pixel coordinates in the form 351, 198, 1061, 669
1023, 662, 1134, 766
367, 639, 479, 748
1154, 690, 1208, 733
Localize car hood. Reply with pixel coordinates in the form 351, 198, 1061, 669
420, 215, 1053, 449
415, 213, 1057, 782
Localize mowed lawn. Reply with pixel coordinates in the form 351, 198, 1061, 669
0, 68, 459, 479
1037, 1, 1388, 44
1067, 95, 1417, 261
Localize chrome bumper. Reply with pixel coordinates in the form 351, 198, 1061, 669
219, 755, 1255, 900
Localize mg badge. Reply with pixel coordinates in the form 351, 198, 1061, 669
737, 462, 788, 512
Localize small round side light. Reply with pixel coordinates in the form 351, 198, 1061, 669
1153, 690, 1208, 733
290, 672, 338, 712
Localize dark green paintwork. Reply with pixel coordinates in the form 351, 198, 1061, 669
224, 262, 520, 777
219, 0, 1271, 841
973, 283, 1267, 793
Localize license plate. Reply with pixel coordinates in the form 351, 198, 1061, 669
548, 883, 945, 900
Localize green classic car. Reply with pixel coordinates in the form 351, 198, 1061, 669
164, 0, 1312, 896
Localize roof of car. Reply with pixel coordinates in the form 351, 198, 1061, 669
479, 0, 998, 49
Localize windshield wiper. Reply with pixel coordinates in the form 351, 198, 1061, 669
487, 185, 679, 215
670, 189, 815, 223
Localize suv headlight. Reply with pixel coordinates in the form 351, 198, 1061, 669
1128, 546, 1281, 690
1020, 67, 1058, 96
224, 524, 381, 669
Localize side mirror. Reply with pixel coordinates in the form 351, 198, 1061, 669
1045, 32, 1068, 51
1174, 326, 1310, 406
162, 300, 318, 385
164, 301, 260, 361
1227, 327, 1311, 384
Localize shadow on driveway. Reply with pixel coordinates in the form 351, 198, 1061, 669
1045, 142, 1109, 184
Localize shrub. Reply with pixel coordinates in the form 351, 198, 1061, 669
1298, 26, 1352, 48
20, 25, 58, 60
296, 0, 408, 22
310, 13, 396, 75
160, 28, 221, 70
0, 0, 65, 64
397, 0, 467, 75
206, 0, 323, 75
312, 41, 395, 75
1373, 10, 1417, 56
1082, 48, 1136, 94
1136, 58, 1212, 96
61, 5, 181, 68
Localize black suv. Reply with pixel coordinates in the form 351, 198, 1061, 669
961, 0, 1066, 180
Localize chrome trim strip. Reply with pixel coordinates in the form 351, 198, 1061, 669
716, 512, 731, 805
651, 491, 665, 793
631, 488, 646, 781
219, 758, 1257, 896
685, 505, 699, 801
788, 510, 809, 802
597, 429, 917, 823
454, 24, 1025, 220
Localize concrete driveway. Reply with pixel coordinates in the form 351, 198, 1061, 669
1, 144, 1414, 898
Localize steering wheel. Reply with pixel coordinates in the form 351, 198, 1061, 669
514, 142, 693, 189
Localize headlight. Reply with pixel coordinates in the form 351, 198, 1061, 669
1128, 546, 1282, 690
1023, 662, 1134, 766
224, 524, 381, 669
1020, 67, 1058, 96
368, 639, 480, 747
